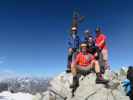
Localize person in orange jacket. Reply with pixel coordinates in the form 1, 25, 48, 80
95, 27, 109, 70
70, 43, 109, 94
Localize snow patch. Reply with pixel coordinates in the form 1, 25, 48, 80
0, 91, 34, 100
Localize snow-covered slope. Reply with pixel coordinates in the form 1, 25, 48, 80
0, 91, 33, 100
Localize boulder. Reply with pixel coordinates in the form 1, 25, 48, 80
43, 71, 130, 100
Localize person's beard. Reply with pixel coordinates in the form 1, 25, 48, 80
82, 50, 87, 55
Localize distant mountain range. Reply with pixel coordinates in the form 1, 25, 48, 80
0, 76, 51, 94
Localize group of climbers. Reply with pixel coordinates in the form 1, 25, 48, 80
64, 11, 133, 98
66, 25, 109, 96
66, 26, 109, 73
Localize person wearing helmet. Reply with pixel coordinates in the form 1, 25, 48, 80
70, 42, 109, 93
95, 27, 109, 70
84, 29, 100, 57
66, 27, 81, 73
84, 29, 93, 42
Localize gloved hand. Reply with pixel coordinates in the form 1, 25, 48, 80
122, 79, 131, 95
122, 79, 130, 87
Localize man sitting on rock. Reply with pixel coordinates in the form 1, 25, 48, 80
70, 42, 109, 90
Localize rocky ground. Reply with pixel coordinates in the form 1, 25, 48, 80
0, 69, 130, 100
44, 70, 129, 100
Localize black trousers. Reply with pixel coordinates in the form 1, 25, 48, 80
67, 48, 77, 69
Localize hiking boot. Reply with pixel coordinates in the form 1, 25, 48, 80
70, 76, 79, 88
70, 75, 79, 97
66, 68, 71, 73
100, 66, 105, 74
96, 73, 109, 84
66, 64, 71, 73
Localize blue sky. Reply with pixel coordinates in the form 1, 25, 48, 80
0, 0, 133, 77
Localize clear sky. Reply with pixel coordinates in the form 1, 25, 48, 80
0, 0, 133, 77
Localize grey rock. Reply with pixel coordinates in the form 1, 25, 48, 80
43, 71, 130, 100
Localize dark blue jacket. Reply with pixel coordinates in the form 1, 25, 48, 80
68, 35, 80, 49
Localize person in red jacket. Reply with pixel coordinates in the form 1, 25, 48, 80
95, 27, 109, 70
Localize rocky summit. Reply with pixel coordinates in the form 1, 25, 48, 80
43, 70, 129, 100
0, 69, 130, 100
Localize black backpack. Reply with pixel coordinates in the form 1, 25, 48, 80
127, 66, 133, 100
127, 66, 133, 83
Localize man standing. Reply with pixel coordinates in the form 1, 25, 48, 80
84, 29, 99, 56
95, 27, 109, 70
84, 29, 93, 42
66, 10, 84, 73
66, 27, 80, 73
